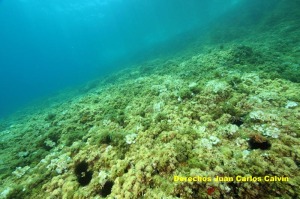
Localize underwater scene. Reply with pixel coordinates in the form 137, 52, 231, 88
0, 0, 299, 198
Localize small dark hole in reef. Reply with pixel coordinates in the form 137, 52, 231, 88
248, 134, 271, 150
191, 187, 200, 197
230, 117, 244, 126
124, 164, 130, 174
228, 182, 239, 198
45, 113, 56, 121
294, 158, 300, 168
102, 134, 112, 144
75, 161, 93, 186
100, 180, 114, 197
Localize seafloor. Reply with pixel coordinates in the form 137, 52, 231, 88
0, 1, 300, 199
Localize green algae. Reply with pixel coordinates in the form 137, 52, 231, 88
0, 1, 300, 199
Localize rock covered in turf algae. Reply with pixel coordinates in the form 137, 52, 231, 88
125, 133, 137, 144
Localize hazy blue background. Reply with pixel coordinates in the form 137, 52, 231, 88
0, 0, 239, 118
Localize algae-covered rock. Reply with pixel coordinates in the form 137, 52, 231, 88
0, 1, 300, 198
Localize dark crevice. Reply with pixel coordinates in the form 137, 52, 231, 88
248, 134, 271, 150
230, 117, 244, 126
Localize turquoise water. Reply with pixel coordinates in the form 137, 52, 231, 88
0, 0, 236, 118
0, 0, 299, 198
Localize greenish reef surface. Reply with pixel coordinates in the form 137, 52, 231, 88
0, 1, 299, 198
